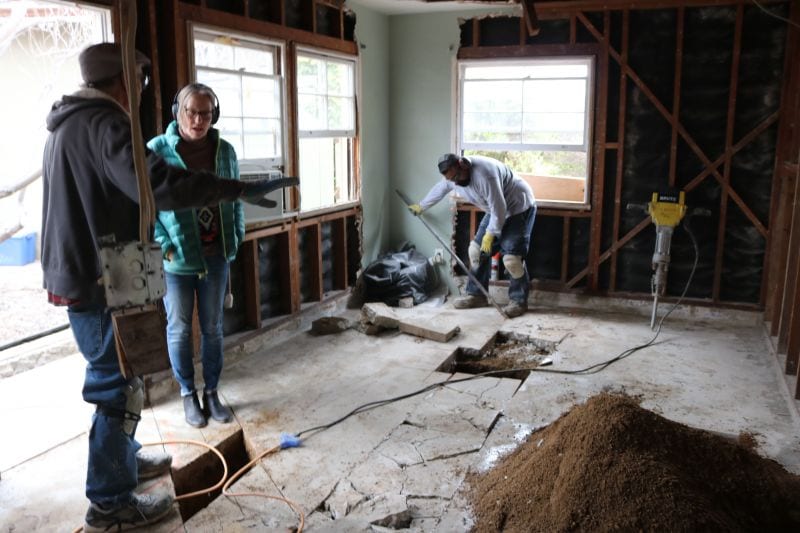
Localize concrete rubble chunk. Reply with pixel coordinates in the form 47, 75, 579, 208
398, 297, 414, 308
352, 320, 387, 336
371, 508, 414, 529
324, 479, 366, 520
361, 302, 400, 328
351, 493, 409, 525
309, 316, 351, 335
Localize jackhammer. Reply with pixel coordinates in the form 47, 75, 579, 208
628, 191, 687, 330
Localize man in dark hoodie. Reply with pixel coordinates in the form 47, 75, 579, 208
41, 43, 254, 531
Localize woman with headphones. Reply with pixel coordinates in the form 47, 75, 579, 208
147, 83, 244, 428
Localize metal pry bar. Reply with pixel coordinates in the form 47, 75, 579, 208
395, 189, 508, 319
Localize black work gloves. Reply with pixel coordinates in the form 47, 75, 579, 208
239, 177, 300, 208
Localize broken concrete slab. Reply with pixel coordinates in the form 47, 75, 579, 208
398, 317, 460, 343
362, 303, 460, 343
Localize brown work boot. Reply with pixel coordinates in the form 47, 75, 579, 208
453, 294, 489, 309
503, 300, 528, 318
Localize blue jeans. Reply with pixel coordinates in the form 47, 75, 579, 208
164, 255, 229, 397
68, 303, 140, 506
466, 205, 537, 304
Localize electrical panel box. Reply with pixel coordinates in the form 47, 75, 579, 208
99, 241, 166, 309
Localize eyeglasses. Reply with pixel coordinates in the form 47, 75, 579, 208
138, 73, 150, 90
184, 107, 213, 122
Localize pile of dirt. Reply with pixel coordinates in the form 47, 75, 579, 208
468, 393, 800, 532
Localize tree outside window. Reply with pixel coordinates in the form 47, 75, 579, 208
459, 57, 594, 207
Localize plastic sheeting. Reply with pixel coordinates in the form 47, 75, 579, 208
361, 243, 439, 306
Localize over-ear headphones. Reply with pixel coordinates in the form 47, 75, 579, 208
171, 82, 220, 124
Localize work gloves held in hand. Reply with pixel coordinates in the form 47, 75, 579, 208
480, 233, 495, 254
408, 203, 423, 216
237, 177, 300, 208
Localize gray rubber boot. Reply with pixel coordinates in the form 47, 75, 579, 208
203, 391, 233, 423
183, 392, 207, 428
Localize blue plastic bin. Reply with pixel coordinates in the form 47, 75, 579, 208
0, 233, 36, 266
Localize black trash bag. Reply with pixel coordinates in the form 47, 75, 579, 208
361, 243, 439, 306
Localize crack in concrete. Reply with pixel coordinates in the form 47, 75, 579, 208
425, 447, 481, 462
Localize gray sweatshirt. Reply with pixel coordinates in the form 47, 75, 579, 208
419, 155, 535, 236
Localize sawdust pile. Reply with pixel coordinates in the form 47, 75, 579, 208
468, 393, 800, 532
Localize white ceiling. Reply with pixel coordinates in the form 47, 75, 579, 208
348, 0, 516, 16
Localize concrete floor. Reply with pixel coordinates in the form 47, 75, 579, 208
1, 292, 800, 532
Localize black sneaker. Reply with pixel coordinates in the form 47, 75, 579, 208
136, 449, 172, 480
84, 492, 173, 532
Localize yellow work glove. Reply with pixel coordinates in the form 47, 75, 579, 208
480, 233, 495, 254
408, 203, 423, 216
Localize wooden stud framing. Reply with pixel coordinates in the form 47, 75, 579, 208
765, 0, 800, 331
668, 7, 685, 188
332, 217, 348, 290
711, 3, 744, 302
782, 158, 800, 377
242, 240, 261, 328
177, 3, 357, 55
608, 9, 629, 292
586, 13, 610, 292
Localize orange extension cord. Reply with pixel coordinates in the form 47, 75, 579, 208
72, 438, 304, 533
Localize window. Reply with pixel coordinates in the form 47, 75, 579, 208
458, 57, 594, 207
191, 27, 285, 169
296, 49, 357, 212
0, 1, 113, 238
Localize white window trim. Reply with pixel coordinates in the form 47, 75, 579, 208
295, 45, 359, 212
296, 46, 357, 138
456, 56, 595, 209
188, 23, 288, 172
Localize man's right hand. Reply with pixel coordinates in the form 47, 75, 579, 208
240, 177, 299, 199
408, 203, 423, 216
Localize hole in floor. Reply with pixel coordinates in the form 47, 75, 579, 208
171, 429, 251, 522
436, 331, 554, 381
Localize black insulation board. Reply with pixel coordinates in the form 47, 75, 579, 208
321, 221, 334, 294
257, 235, 286, 319
298, 227, 314, 303
347, 216, 361, 285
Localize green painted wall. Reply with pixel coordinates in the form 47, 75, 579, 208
348, 2, 390, 265
352, 4, 513, 291
388, 9, 513, 292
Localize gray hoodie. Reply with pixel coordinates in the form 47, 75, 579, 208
41, 89, 242, 304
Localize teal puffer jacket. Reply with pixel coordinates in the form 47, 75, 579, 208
147, 121, 244, 275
